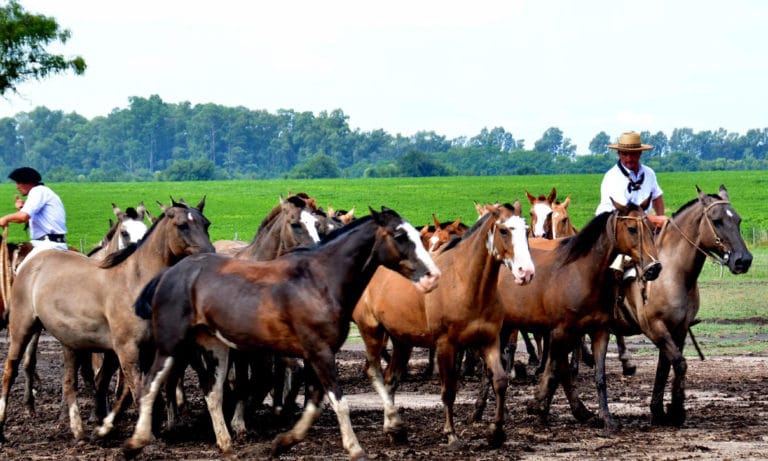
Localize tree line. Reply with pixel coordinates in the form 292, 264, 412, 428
1, 95, 767, 182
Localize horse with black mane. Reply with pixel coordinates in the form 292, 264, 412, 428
610, 185, 752, 426
124, 207, 440, 460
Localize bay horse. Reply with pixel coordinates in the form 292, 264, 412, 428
124, 207, 441, 460
419, 214, 468, 254
352, 205, 535, 449
475, 198, 660, 429
610, 185, 752, 426
0, 198, 214, 442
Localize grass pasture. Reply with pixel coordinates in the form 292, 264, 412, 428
0, 170, 765, 355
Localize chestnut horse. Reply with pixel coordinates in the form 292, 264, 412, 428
475, 199, 660, 429
526, 188, 556, 238
124, 207, 440, 460
611, 185, 752, 426
0, 198, 214, 442
353, 205, 535, 449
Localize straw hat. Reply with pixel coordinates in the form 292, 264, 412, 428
608, 131, 653, 152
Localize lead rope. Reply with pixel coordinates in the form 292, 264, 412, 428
0, 227, 12, 318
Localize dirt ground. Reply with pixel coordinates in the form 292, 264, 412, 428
1, 333, 767, 461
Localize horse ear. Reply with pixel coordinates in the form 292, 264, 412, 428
420, 225, 429, 236
136, 201, 146, 220
196, 196, 207, 212
562, 195, 571, 208
474, 201, 484, 217
432, 214, 441, 227
639, 196, 651, 212
158, 200, 170, 213
112, 203, 126, 220
450, 216, 462, 228
610, 197, 626, 213
512, 199, 522, 216
718, 184, 730, 201
341, 208, 355, 224
547, 188, 557, 204
525, 190, 536, 204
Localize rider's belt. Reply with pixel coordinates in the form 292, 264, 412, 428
35, 233, 67, 243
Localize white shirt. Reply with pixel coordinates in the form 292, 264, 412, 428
595, 163, 663, 215
20, 184, 67, 239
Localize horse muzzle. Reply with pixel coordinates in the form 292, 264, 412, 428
642, 261, 662, 281
727, 251, 753, 274
414, 270, 441, 293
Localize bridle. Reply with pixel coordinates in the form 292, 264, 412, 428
666, 199, 731, 265
612, 211, 659, 268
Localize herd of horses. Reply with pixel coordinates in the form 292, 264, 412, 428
0, 185, 753, 460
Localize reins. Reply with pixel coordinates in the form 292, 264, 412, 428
666, 200, 731, 266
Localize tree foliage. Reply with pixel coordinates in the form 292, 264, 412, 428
0, 0, 86, 95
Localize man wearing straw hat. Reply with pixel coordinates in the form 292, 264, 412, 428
596, 131, 667, 228
0, 167, 68, 269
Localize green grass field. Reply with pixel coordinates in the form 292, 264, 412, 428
1, 171, 765, 354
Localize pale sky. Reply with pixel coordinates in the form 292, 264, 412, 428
2, 0, 766, 155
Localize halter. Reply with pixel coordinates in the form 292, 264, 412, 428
667, 199, 731, 265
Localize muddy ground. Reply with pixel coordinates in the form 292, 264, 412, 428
1, 333, 767, 461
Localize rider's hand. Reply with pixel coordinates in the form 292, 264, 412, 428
14, 195, 23, 211
648, 214, 668, 230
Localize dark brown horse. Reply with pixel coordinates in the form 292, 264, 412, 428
610, 185, 752, 426
124, 207, 440, 460
0, 198, 214, 442
353, 205, 535, 449
475, 199, 660, 429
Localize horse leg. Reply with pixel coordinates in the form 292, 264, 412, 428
555, 337, 595, 424
274, 348, 366, 461
363, 328, 409, 444
649, 325, 687, 426
21, 331, 41, 416
527, 334, 562, 423
436, 339, 461, 449
60, 346, 85, 441
616, 334, 636, 376
502, 327, 518, 377
521, 330, 540, 366
124, 351, 177, 456
479, 338, 508, 447
0, 317, 42, 441
668, 335, 688, 426
590, 329, 617, 430
535, 332, 550, 376
97, 343, 141, 438
227, 349, 250, 439
423, 346, 436, 378
93, 351, 120, 422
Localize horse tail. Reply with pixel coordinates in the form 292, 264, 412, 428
134, 270, 166, 319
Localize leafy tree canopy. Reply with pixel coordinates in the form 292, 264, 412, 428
0, 0, 86, 95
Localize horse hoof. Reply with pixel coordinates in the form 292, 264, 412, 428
386, 428, 408, 445
123, 442, 144, 460
573, 406, 595, 423
447, 435, 464, 451
487, 425, 506, 448
270, 432, 296, 457
622, 363, 637, 376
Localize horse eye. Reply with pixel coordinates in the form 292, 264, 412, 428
499, 228, 509, 236
178, 223, 190, 231
628, 227, 638, 235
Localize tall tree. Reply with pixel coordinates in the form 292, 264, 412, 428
0, 0, 86, 95
588, 131, 611, 154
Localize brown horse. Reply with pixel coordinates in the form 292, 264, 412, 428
419, 214, 468, 254
610, 185, 752, 426
526, 188, 557, 238
124, 207, 440, 460
353, 205, 535, 449
475, 198, 660, 429
0, 198, 214, 442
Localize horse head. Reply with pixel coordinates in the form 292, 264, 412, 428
484, 201, 535, 285
526, 188, 556, 238
551, 195, 577, 239
369, 206, 440, 293
611, 197, 661, 281
695, 184, 752, 274
158, 196, 215, 259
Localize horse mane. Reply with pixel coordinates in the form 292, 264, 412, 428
99, 207, 171, 268
86, 245, 105, 257
441, 213, 491, 252
255, 194, 309, 236
672, 193, 720, 219
284, 214, 374, 254
560, 211, 613, 265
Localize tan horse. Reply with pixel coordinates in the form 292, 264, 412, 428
353, 204, 535, 449
612, 185, 752, 426
0, 198, 214, 442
